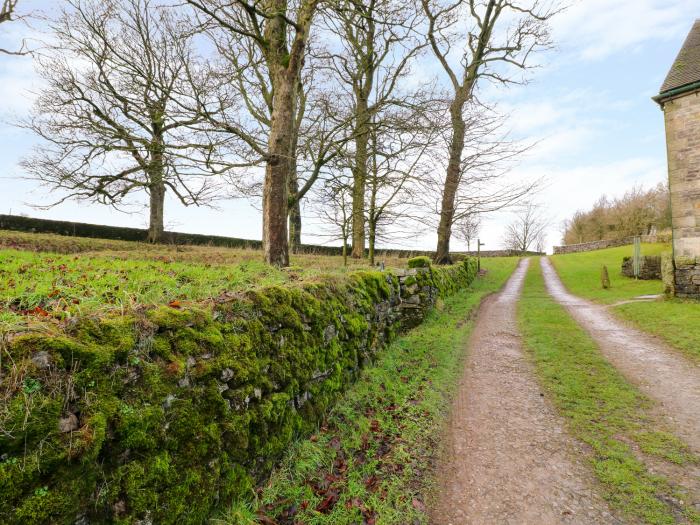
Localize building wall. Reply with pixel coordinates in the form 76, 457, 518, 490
663, 90, 700, 258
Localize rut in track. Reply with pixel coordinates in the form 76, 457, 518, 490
431, 259, 617, 525
541, 257, 700, 453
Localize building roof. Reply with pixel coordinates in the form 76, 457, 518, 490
657, 19, 700, 100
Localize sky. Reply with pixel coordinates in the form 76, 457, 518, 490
0, 0, 698, 254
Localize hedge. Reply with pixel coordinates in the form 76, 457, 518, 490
0, 259, 477, 524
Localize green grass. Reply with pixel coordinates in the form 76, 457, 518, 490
614, 299, 700, 363
551, 243, 669, 303
550, 242, 700, 363
0, 230, 419, 332
518, 259, 699, 524
215, 258, 520, 525
0, 249, 289, 331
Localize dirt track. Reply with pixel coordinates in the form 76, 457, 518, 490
541, 257, 700, 453
431, 259, 617, 525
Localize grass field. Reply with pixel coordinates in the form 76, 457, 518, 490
550, 243, 669, 304
519, 260, 699, 524
550, 243, 700, 363
0, 230, 417, 332
219, 258, 520, 525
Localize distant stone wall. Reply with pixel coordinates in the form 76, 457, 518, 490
460, 249, 544, 258
553, 234, 669, 255
621, 256, 662, 280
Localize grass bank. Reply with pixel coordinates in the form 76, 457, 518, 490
519, 259, 698, 524
217, 258, 520, 525
550, 243, 700, 363
550, 243, 668, 304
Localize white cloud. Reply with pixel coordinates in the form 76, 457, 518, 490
553, 0, 698, 61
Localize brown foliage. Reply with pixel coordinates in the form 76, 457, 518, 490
561, 184, 671, 245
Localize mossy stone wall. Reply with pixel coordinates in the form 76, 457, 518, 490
1, 259, 477, 524
672, 255, 700, 297
621, 255, 662, 280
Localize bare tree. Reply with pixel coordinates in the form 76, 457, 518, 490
313, 171, 354, 266
1, 0, 29, 55
365, 103, 438, 264
21, 1, 223, 242
323, 0, 425, 259
418, 102, 541, 255
21, 0, 224, 243
421, 0, 558, 263
503, 202, 548, 253
454, 213, 480, 251
287, 72, 355, 253
187, 0, 320, 267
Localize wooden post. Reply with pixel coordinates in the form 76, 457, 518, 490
477, 239, 485, 272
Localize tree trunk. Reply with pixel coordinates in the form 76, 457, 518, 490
368, 218, 376, 266
368, 175, 377, 266
147, 133, 166, 244
434, 99, 467, 264
148, 180, 165, 243
351, 96, 370, 259
342, 233, 348, 266
263, 68, 294, 267
287, 119, 302, 254
288, 192, 302, 254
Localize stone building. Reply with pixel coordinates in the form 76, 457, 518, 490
654, 19, 700, 297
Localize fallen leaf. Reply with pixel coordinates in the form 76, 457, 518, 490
315, 491, 339, 513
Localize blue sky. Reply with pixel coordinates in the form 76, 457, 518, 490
0, 0, 698, 252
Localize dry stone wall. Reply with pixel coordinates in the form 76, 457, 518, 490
0, 259, 477, 524
621, 256, 662, 280
553, 234, 669, 255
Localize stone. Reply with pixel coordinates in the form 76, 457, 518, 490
58, 413, 79, 433
323, 324, 337, 342
31, 351, 52, 370
74, 514, 90, 525
163, 394, 176, 409
112, 501, 127, 517
177, 377, 190, 388
221, 368, 234, 381
403, 294, 421, 305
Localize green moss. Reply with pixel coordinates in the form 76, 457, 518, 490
675, 255, 697, 267
407, 256, 431, 269
0, 261, 478, 524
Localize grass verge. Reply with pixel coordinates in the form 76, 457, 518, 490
518, 259, 698, 525
550, 243, 668, 303
215, 258, 520, 525
613, 300, 700, 363
550, 242, 700, 364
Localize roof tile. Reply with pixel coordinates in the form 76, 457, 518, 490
660, 19, 700, 95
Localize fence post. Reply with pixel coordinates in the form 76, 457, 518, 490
633, 236, 641, 279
